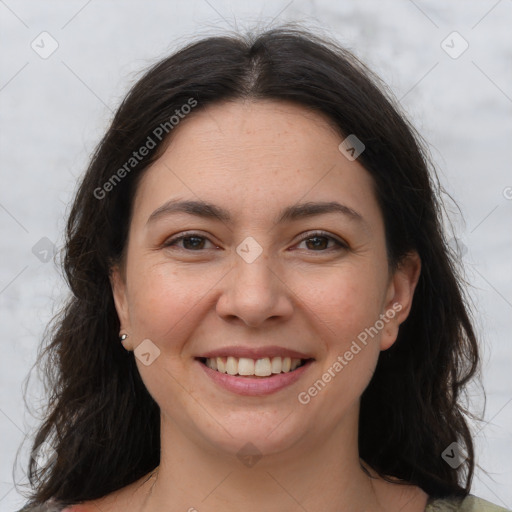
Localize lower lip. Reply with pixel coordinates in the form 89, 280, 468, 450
196, 359, 314, 396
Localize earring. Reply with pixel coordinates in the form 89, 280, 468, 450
119, 333, 131, 351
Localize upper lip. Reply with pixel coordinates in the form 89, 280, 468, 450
197, 345, 314, 360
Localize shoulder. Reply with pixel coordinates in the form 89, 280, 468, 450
426, 494, 511, 511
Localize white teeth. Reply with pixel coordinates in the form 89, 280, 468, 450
216, 357, 226, 373
271, 357, 282, 373
204, 356, 306, 376
206, 358, 218, 371
291, 358, 301, 370
254, 358, 272, 376
238, 357, 255, 375
226, 356, 238, 375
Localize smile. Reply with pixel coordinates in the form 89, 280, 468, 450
199, 356, 309, 377
195, 356, 315, 396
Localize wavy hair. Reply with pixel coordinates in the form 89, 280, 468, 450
19, 25, 481, 506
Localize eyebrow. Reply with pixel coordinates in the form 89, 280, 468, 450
146, 198, 365, 226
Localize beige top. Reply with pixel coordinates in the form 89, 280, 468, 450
425, 495, 511, 511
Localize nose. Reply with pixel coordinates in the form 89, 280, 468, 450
215, 248, 294, 328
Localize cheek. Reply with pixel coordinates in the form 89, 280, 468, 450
296, 264, 388, 344
296, 266, 387, 400
126, 262, 213, 347
124, 264, 211, 411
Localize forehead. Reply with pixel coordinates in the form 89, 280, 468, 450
132, 99, 381, 228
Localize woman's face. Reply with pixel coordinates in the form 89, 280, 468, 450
111, 99, 420, 459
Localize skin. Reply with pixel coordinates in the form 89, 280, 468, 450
88, 99, 425, 512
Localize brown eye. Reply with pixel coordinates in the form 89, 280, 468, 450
295, 231, 348, 252
163, 233, 216, 251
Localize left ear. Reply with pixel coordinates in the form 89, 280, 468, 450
380, 251, 421, 351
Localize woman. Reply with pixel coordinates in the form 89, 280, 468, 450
17, 26, 510, 511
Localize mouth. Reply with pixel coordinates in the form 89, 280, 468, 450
196, 356, 313, 378
195, 355, 315, 396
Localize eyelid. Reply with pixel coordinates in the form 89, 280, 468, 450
163, 230, 218, 249
297, 230, 348, 246
163, 230, 348, 252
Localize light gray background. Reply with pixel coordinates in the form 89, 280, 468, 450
1, 1, 511, 510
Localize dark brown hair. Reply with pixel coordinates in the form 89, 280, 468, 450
19, 25, 481, 506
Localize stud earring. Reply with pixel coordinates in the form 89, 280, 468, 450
119, 333, 131, 351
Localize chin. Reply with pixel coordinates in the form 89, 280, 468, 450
193, 411, 308, 461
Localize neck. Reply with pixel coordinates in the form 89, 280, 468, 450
144, 406, 387, 512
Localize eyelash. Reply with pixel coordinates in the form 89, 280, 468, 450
163, 230, 348, 253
